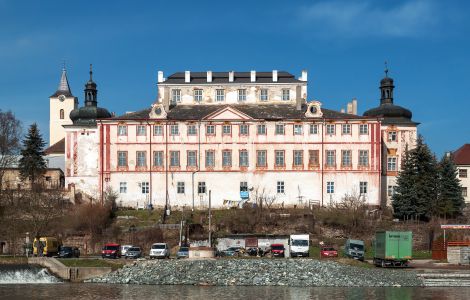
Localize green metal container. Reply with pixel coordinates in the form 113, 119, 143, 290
373, 231, 412, 267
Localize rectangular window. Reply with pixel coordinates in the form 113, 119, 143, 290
170, 124, 179, 136
198, 182, 206, 194
222, 125, 231, 135
118, 125, 127, 136
239, 150, 249, 167
119, 182, 127, 194
342, 124, 351, 135
205, 150, 215, 167
240, 181, 248, 192
326, 124, 335, 135
194, 89, 203, 102
141, 182, 149, 194
238, 89, 247, 102
293, 150, 303, 167
187, 151, 197, 167
171, 89, 181, 104
388, 131, 397, 142
260, 89, 268, 101
257, 124, 266, 135
275, 150, 285, 167
222, 150, 232, 167
153, 151, 163, 167
327, 182, 334, 194
341, 150, 352, 167
170, 151, 180, 167
463, 187, 468, 197
153, 125, 163, 136
117, 151, 127, 167
275, 124, 285, 135
257, 150, 267, 167
239, 124, 248, 135
137, 125, 146, 136
282, 89, 290, 101
358, 150, 369, 167
459, 169, 468, 178
360, 181, 368, 194
359, 124, 368, 135
177, 182, 185, 194
387, 157, 397, 171
187, 125, 197, 135
326, 150, 336, 167
294, 124, 303, 135
136, 151, 147, 167
277, 181, 285, 194
387, 185, 397, 197
309, 124, 318, 134
206, 125, 215, 135
216, 89, 225, 102
309, 150, 319, 166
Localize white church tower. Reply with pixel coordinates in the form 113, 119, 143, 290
49, 67, 78, 146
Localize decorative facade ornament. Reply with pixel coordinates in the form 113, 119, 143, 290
305, 100, 323, 118
149, 103, 167, 119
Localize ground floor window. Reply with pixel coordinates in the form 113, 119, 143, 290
198, 182, 206, 194
141, 182, 149, 194
387, 185, 397, 197
120, 182, 127, 193
277, 181, 285, 194
327, 182, 334, 194
177, 182, 185, 194
462, 187, 467, 197
240, 181, 248, 192
359, 181, 368, 194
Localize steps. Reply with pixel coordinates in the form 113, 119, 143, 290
418, 273, 470, 287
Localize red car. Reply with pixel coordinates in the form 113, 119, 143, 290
320, 246, 338, 258
270, 244, 285, 257
102, 243, 121, 259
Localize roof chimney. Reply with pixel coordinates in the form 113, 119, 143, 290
185, 71, 190, 83
272, 70, 278, 82
347, 102, 353, 114
207, 71, 212, 83
229, 71, 234, 82
352, 98, 358, 115
250, 70, 256, 82
157, 71, 164, 83
301, 70, 308, 82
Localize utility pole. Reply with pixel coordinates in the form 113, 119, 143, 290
208, 190, 212, 248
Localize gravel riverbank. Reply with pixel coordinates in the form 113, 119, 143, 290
88, 259, 424, 287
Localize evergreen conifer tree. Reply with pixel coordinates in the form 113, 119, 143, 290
392, 146, 416, 219
19, 123, 47, 184
437, 154, 465, 218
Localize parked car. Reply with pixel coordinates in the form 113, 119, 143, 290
102, 243, 121, 259
125, 247, 142, 259
121, 245, 133, 256
149, 243, 170, 259
58, 246, 80, 258
220, 246, 243, 257
320, 246, 338, 258
270, 244, 286, 257
344, 239, 365, 261
176, 246, 189, 259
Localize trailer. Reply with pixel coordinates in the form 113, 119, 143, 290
373, 231, 412, 267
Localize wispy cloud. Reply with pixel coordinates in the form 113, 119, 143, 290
298, 0, 439, 38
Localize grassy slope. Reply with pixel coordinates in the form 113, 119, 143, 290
58, 258, 124, 270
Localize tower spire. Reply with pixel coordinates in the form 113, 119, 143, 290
89, 64, 93, 81
384, 61, 389, 77
57, 66, 72, 95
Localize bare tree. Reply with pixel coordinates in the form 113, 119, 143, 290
0, 110, 22, 191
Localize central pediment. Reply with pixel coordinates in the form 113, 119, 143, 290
203, 106, 253, 121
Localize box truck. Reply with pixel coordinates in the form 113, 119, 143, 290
373, 231, 412, 267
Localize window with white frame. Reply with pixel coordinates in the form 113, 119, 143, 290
187, 125, 197, 135
238, 89, 247, 102
293, 150, 303, 167
177, 182, 185, 194
387, 157, 397, 171
327, 182, 334, 194
171, 89, 181, 104
206, 125, 215, 135
294, 124, 303, 135
118, 151, 127, 167
222, 150, 232, 167
239, 150, 249, 167
206, 150, 215, 167
388, 131, 397, 142
136, 151, 146, 167
282, 89, 290, 101
275, 150, 285, 167
257, 150, 267, 167
326, 124, 335, 135
326, 150, 336, 167
275, 124, 285, 135
187, 151, 197, 167
309, 124, 318, 134
170, 124, 179, 136
170, 151, 180, 167
137, 125, 146, 136
198, 182, 206, 194
153, 151, 163, 167
341, 150, 352, 167
277, 181, 285, 194
358, 150, 369, 166
257, 124, 266, 135
459, 169, 467, 178
119, 182, 127, 193
309, 150, 319, 166
387, 185, 397, 197
342, 124, 351, 134
194, 89, 203, 102
216, 89, 225, 102
463, 187, 468, 197
360, 181, 368, 194
118, 125, 127, 136
239, 124, 248, 135
359, 124, 368, 135
222, 125, 231, 135
153, 125, 163, 136
141, 182, 149, 194
260, 89, 268, 101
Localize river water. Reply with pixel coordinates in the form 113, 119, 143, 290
1, 265, 470, 300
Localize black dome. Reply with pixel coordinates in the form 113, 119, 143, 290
363, 103, 412, 119
70, 106, 112, 126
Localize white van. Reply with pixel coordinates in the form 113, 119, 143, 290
290, 234, 310, 257
149, 243, 170, 259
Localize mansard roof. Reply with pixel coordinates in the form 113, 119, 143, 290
110, 104, 374, 122
162, 71, 303, 85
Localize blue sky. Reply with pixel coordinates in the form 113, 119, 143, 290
0, 0, 469, 156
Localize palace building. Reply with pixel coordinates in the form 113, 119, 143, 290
54, 67, 417, 208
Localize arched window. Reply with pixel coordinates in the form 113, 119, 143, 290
60, 109, 64, 120
386, 90, 390, 98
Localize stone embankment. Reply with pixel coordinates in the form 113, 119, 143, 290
88, 259, 423, 287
